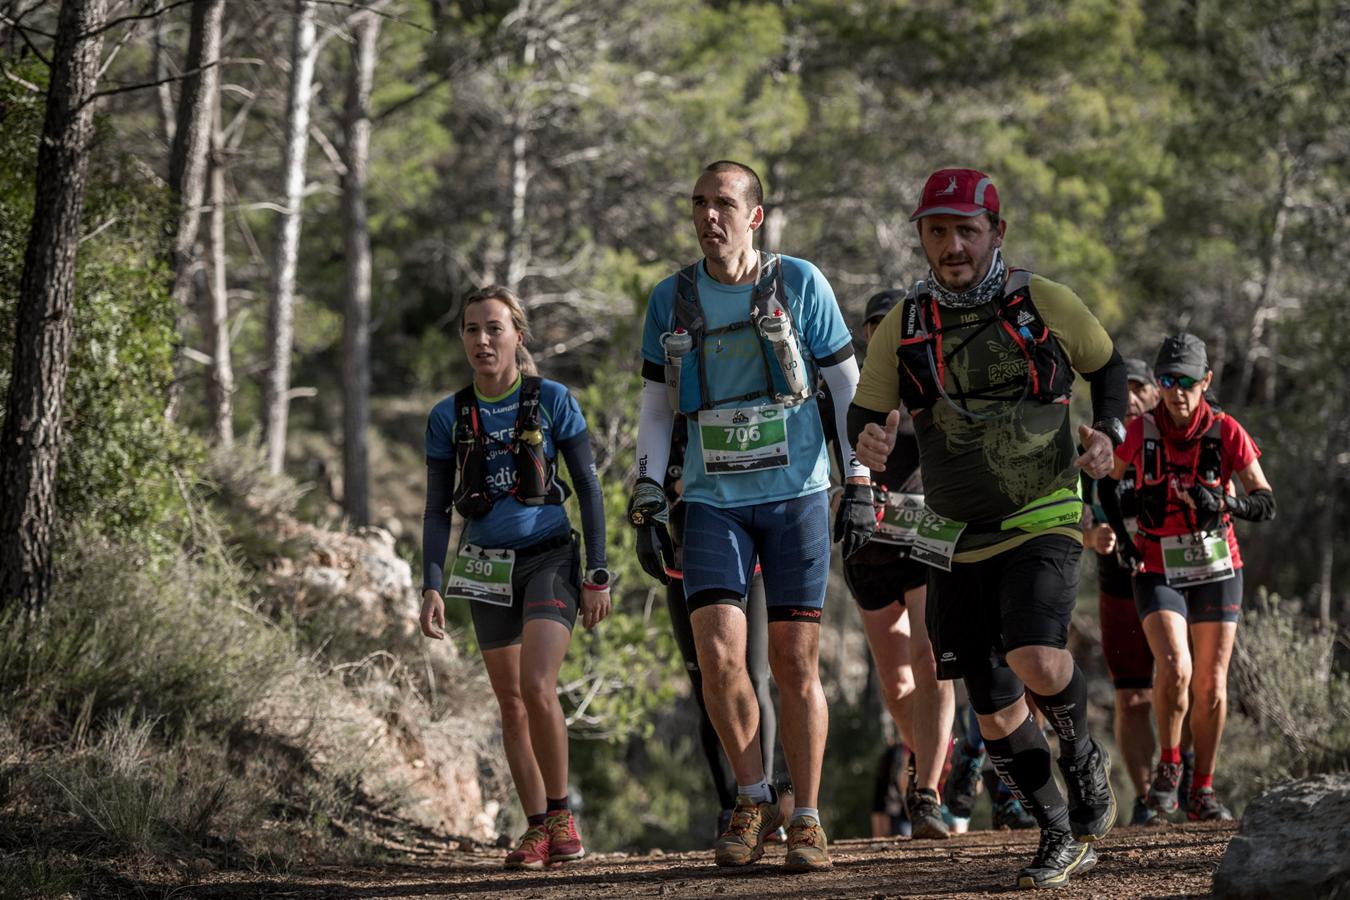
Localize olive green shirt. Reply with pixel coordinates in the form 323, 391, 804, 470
854, 274, 1114, 562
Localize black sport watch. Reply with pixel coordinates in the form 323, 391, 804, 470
584, 568, 611, 589
1093, 417, 1126, 448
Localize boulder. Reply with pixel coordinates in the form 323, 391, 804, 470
1213, 774, 1350, 898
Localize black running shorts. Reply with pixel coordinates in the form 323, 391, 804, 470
467, 534, 580, 651
926, 534, 1082, 682
843, 555, 929, 611
1134, 569, 1243, 625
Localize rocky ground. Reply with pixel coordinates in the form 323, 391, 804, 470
157, 820, 1236, 898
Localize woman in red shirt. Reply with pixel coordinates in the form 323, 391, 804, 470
1101, 333, 1275, 823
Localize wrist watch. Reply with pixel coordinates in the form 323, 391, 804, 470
584, 567, 611, 589
1092, 417, 1126, 448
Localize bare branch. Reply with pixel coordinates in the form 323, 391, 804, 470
87, 0, 196, 38
311, 0, 431, 35
87, 56, 263, 103
0, 11, 52, 66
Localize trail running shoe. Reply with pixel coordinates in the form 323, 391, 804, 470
944, 744, 987, 819
715, 808, 733, 845
1187, 787, 1233, 822
1178, 751, 1195, 808
1128, 795, 1159, 827
1146, 761, 1183, 816
503, 825, 550, 870
1058, 740, 1115, 842
714, 793, 784, 867
783, 815, 832, 872
993, 796, 1037, 830
1016, 828, 1097, 890
908, 788, 951, 839
544, 809, 585, 863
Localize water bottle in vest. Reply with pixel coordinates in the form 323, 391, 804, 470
756, 308, 808, 400
662, 328, 693, 411
514, 419, 550, 505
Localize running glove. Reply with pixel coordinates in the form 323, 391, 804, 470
628, 477, 673, 584
1188, 481, 1227, 514
834, 482, 877, 560
1115, 536, 1143, 572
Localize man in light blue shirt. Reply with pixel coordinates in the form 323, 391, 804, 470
628, 160, 872, 872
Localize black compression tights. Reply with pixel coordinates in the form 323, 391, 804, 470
666, 574, 775, 810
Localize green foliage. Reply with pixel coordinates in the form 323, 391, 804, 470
1224, 589, 1350, 811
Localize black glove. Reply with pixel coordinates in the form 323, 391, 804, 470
1227, 488, 1276, 522
1188, 481, 1226, 515
834, 482, 877, 560
1115, 535, 1143, 572
628, 477, 674, 585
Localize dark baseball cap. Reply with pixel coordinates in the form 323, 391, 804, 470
1124, 357, 1155, 386
864, 289, 905, 324
909, 168, 1001, 222
1154, 333, 1208, 380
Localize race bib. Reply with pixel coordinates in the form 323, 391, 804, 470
1161, 530, 1234, 588
699, 404, 790, 474
446, 544, 516, 606
909, 509, 968, 572
873, 492, 926, 548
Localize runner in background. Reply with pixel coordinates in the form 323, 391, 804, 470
420, 286, 611, 869
821, 288, 955, 840
1100, 334, 1275, 822
1082, 358, 1162, 826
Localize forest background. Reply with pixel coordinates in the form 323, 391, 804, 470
1, 0, 1348, 892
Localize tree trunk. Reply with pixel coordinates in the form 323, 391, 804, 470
165, 0, 225, 420
205, 89, 234, 447
503, 112, 529, 291
1234, 152, 1292, 407
0, 0, 109, 615
263, 0, 318, 475
154, 12, 177, 145
340, 7, 380, 526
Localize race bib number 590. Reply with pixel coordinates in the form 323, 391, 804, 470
446, 544, 516, 606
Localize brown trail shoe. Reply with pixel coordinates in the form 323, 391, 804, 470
783, 815, 832, 872
714, 794, 784, 867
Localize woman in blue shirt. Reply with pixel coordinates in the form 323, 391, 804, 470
420, 285, 609, 869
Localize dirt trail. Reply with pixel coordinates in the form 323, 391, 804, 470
180, 821, 1235, 899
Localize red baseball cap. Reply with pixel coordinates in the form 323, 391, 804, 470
909, 168, 1000, 221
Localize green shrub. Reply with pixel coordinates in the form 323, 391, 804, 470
1223, 588, 1350, 810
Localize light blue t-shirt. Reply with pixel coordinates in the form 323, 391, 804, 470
425, 376, 585, 549
641, 254, 851, 508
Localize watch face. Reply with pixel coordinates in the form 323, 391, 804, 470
588, 569, 610, 586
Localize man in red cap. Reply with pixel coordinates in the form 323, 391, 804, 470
848, 168, 1129, 889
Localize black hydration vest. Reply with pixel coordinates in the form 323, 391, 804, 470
1137, 414, 1226, 533
670, 250, 812, 411
895, 270, 1074, 415
451, 376, 565, 519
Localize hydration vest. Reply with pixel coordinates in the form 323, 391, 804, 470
669, 251, 813, 412
895, 270, 1073, 415
1137, 414, 1225, 533
451, 376, 566, 519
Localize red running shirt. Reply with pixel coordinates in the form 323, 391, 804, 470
1113, 414, 1261, 575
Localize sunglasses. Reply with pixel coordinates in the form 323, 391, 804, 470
1158, 374, 1200, 390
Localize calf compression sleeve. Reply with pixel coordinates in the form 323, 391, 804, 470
1029, 664, 1093, 762
985, 715, 1070, 833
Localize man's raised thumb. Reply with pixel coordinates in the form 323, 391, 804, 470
885, 409, 901, 436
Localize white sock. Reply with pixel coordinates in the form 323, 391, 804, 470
736, 779, 773, 803
792, 806, 820, 823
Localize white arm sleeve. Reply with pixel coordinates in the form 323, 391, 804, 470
636, 378, 675, 484
819, 356, 868, 480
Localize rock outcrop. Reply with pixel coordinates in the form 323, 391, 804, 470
1213, 774, 1350, 899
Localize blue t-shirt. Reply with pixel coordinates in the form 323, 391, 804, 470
641, 254, 851, 508
425, 376, 585, 549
